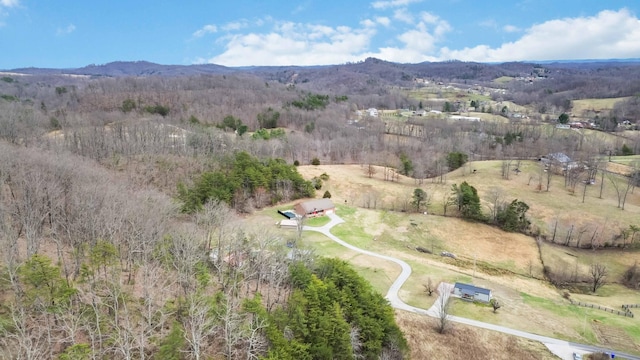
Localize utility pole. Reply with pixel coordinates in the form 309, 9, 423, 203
473, 253, 477, 281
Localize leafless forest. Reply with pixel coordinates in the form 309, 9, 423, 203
0, 59, 639, 359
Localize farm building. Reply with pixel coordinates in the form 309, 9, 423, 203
294, 198, 335, 218
278, 219, 299, 229
453, 282, 492, 303
541, 152, 580, 174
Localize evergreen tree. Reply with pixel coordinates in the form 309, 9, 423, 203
496, 199, 530, 232
412, 188, 427, 212
156, 322, 186, 360
450, 182, 483, 221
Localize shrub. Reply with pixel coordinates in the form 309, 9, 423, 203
49, 117, 61, 130
121, 99, 136, 113
311, 157, 320, 166
446, 152, 468, 171
294, 160, 300, 166
144, 104, 169, 116
312, 177, 323, 190
319, 172, 330, 181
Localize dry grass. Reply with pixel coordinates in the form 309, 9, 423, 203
298, 161, 640, 242
259, 163, 640, 355
572, 97, 629, 116
395, 310, 558, 360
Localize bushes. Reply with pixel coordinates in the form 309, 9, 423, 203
144, 104, 169, 116
622, 262, 640, 289
446, 152, 468, 171
291, 93, 330, 110
178, 152, 314, 212
311, 177, 323, 190
495, 199, 530, 233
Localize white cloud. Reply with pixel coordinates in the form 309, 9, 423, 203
222, 20, 249, 31
360, 12, 450, 63
502, 24, 520, 33
0, 0, 19, 7
205, 8, 451, 66
376, 16, 391, 27
56, 23, 76, 36
393, 8, 414, 24
192, 24, 218, 38
360, 19, 376, 28
479, 19, 498, 29
440, 9, 640, 62
209, 22, 377, 66
371, 0, 422, 10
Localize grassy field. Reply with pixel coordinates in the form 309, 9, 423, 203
494, 76, 515, 84
572, 97, 629, 116
267, 162, 640, 355
396, 310, 559, 360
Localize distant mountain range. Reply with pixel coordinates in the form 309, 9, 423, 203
3, 58, 640, 87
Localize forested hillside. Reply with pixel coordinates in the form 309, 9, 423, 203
0, 59, 639, 358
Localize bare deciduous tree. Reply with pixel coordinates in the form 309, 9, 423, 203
423, 278, 434, 296
490, 298, 502, 313
435, 290, 451, 334
589, 263, 608, 293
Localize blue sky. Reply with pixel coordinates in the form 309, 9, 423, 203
1, 0, 640, 69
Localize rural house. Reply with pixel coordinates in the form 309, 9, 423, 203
294, 198, 335, 218
453, 282, 492, 303
541, 152, 579, 174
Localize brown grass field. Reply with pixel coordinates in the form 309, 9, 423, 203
395, 311, 559, 360
572, 97, 629, 116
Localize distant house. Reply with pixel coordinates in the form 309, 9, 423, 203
453, 282, 492, 303
450, 115, 481, 122
542, 152, 579, 173
294, 198, 335, 218
414, 109, 427, 116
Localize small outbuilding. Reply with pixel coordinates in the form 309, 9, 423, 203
453, 282, 492, 303
278, 219, 299, 229
294, 198, 335, 218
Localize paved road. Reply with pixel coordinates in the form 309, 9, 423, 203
304, 213, 640, 360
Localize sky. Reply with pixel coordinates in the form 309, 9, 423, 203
1, 0, 640, 69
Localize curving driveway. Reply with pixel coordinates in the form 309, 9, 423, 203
304, 213, 640, 360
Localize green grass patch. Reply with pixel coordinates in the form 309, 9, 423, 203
350, 264, 395, 295
305, 216, 331, 227
336, 204, 357, 217
494, 76, 514, 84
331, 223, 374, 249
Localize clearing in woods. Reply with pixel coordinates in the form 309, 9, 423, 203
277, 162, 640, 355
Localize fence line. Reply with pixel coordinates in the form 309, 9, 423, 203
570, 300, 634, 318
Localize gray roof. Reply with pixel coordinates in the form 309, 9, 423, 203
454, 282, 491, 296
548, 152, 572, 163
297, 198, 335, 213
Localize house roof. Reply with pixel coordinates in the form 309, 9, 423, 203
454, 282, 491, 295
297, 198, 335, 213
548, 152, 572, 163
279, 219, 299, 227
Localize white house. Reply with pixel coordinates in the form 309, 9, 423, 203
453, 282, 492, 303
367, 108, 378, 117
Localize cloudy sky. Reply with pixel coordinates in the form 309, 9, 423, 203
1, 0, 639, 69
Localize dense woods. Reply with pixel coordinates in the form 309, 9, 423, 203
1, 59, 640, 358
